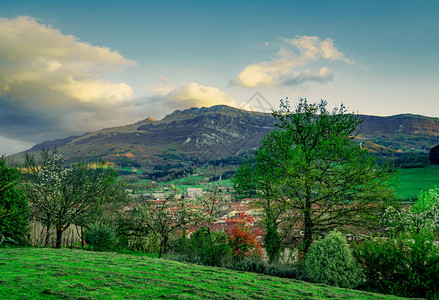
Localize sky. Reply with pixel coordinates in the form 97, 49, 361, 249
1, 0, 439, 155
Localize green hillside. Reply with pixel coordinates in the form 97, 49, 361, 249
397, 165, 439, 200
0, 248, 403, 299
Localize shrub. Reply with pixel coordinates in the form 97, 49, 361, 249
264, 263, 306, 280
305, 230, 361, 289
353, 230, 439, 298
226, 257, 306, 280
228, 257, 266, 273
84, 222, 118, 252
189, 227, 231, 266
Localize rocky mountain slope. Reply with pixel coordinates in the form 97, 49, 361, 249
11, 105, 439, 170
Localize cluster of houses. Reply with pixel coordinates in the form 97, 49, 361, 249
128, 185, 264, 238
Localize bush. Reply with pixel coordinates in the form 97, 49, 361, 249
265, 263, 306, 280
189, 227, 231, 266
353, 230, 439, 298
226, 257, 306, 280
84, 222, 118, 252
305, 230, 361, 289
228, 257, 266, 273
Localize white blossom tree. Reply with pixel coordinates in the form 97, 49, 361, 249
24, 150, 124, 248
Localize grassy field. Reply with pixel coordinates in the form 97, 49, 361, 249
0, 248, 404, 300
121, 165, 439, 200
162, 178, 234, 192
396, 165, 439, 200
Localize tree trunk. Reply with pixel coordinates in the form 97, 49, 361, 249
182, 226, 187, 239
303, 197, 312, 254
303, 182, 313, 254
44, 224, 51, 247
55, 225, 63, 249
162, 235, 169, 257
159, 235, 167, 258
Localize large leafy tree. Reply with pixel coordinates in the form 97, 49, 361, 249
24, 150, 124, 248
234, 99, 396, 256
0, 157, 29, 244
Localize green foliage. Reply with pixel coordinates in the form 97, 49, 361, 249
264, 221, 281, 264
353, 230, 439, 298
0, 158, 29, 245
0, 233, 17, 246
234, 99, 396, 254
129, 232, 162, 254
228, 257, 306, 280
305, 230, 361, 289
393, 151, 430, 169
84, 222, 118, 252
188, 227, 231, 266
229, 257, 266, 273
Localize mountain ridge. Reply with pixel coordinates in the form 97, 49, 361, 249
10, 105, 439, 170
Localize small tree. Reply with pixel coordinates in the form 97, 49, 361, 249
189, 227, 231, 266
196, 184, 229, 233
84, 222, 118, 252
24, 150, 124, 248
306, 230, 361, 288
134, 189, 199, 258
228, 213, 262, 261
0, 158, 29, 244
235, 99, 396, 254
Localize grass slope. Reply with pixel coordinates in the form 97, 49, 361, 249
0, 248, 403, 299
397, 165, 439, 200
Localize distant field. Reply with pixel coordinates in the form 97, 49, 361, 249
0, 248, 403, 299
158, 167, 439, 201
162, 178, 234, 192
120, 165, 439, 200
396, 165, 439, 200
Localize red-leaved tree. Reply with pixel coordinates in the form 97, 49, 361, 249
227, 213, 262, 260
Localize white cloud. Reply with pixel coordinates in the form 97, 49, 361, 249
0, 16, 139, 145
0, 16, 135, 102
283, 36, 353, 63
162, 82, 237, 110
52, 78, 133, 103
232, 35, 352, 88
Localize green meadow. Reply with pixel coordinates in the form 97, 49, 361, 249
397, 165, 439, 200
0, 248, 404, 300
131, 166, 438, 201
